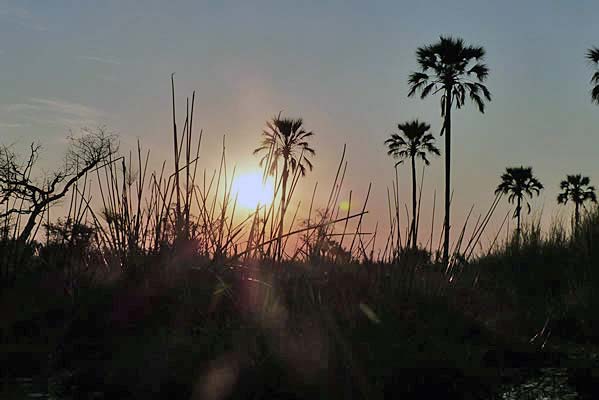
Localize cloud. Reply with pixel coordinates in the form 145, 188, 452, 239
100, 75, 118, 82
0, 122, 27, 128
77, 55, 121, 66
5, 103, 40, 113
29, 98, 102, 119
0, 6, 30, 19
4, 98, 104, 128
0, 6, 48, 31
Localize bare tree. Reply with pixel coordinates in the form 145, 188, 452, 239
0, 127, 118, 243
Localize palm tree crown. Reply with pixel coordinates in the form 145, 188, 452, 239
586, 47, 599, 104
557, 174, 596, 228
558, 174, 596, 205
496, 167, 543, 211
253, 115, 315, 178
408, 36, 491, 114
384, 120, 441, 166
495, 166, 543, 237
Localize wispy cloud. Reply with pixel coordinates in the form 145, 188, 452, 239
0, 6, 47, 31
0, 122, 27, 128
77, 55, 121, 66
29, 98, 102, 119
0, 6, 30, 19
100, 75, 118, 82
4, 97, 104, 128
5, 103, 40, 113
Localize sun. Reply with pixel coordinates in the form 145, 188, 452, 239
231, 171, 275, 210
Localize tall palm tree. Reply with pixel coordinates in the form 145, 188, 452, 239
408, 36, 491, 266
385, 119, 440, 249
557, 174, 596, 229
495, 166, 543, 241
586, 47, 599, 104
254, 114, 315, 260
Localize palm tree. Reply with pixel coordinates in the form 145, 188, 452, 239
586, 47, 599, 104
495, 166, 543, 241
557, 174, 596, 230
408, 36, 491, 266
254, 114, 315, 260
385, 120, 440, 249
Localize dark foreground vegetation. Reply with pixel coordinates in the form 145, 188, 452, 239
3, 214, 599, 399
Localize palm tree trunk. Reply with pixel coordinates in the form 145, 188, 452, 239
411, 155, 417, 250
278, 162, 289, 262
395, 166, 401, 257
575, 202, 580, 232
516, 195, 521, 243
443, 89, 452, 267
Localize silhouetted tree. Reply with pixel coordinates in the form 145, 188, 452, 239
301, 210, 351, 265
385, 120, 440, 249
408, 36, 491, 266
557, 174, 597, 230
586, 47, 599, 104
495, 166, 543, 240
45, 217, 96, 248
254, 114, 315, 260
0, 127, 117, 243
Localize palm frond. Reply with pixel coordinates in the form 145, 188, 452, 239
587, 47, 599, 63
592, 85, 599, 104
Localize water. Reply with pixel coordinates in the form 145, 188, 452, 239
1, 377, 52, 399
501, 369, 580, 399
1, 369, 587, 399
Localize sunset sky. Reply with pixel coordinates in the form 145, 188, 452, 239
2, 0, 599, 248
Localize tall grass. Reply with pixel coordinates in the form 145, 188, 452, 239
462, 205, 599, 345
0, 79, 381, 286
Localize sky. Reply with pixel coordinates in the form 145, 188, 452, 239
1, 0, 599, 250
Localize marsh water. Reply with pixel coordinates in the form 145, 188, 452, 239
1, 368, 590, 399
501, 369, 580, 399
